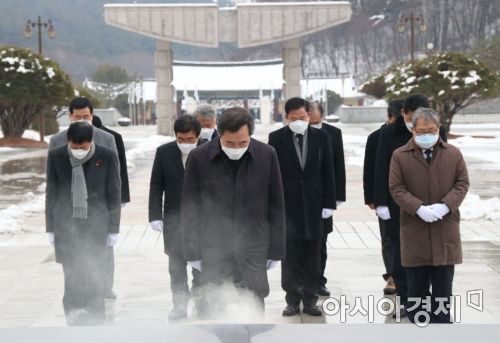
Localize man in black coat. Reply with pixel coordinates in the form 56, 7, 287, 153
374, 94, 447, 317
148, 115, 206, 321
92, 115, 130, 300
268, 97, 336, 317
309, 101, 346, 297
194, 104, 219, 141
45, 122, 121, 326
181, 107, 286, 318
363, 99, 403, 296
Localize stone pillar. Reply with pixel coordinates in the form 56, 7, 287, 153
155, 40, 176, 136
282, 38, 301, 100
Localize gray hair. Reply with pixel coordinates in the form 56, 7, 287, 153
193, 104, 216, 118
412, 107, 440, 128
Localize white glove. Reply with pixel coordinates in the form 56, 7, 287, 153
150, 220, 163, 232
121, 203, 127, 208
376, 206, 391, 220
189, 260, 202, 271
416, 206, 442, 223
48, 232, 54, 246
336, 201, 344, 207
322, 208, 334, 219
107, 233, 119, 247
429, 203, 450, 218
267, 260, 280, 270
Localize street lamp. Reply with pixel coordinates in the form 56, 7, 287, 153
397, 10, 426, 61
24, 16, 56, 142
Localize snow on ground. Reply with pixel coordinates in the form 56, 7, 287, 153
461, 194, 500, 221
125, 134, 174, 168
449, 135, 500, 169
0, 129, 52, 143
343, 133, 368, 167
0, 185, 45, 234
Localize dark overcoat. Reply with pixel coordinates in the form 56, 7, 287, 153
181, 138, 286, 298
45, 144, 121, 263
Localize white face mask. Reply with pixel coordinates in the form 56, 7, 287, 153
72, 119, 92, 126
310, 123, 322, 129
288, 120, 309, 135
221, 144, 249, 160
405, 121, 413, 133
200, 128, 215, 140
177, 142, 197, 155
414, 133, 439, 150
70, 147, 90, 160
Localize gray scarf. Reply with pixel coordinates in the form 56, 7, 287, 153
68, 143, 96, 219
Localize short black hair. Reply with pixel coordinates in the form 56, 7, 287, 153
285, 97, 310, 115
403, 94, 429, 113
174, 115, 201, 136
67, 122, 93, 144
69, 97, 94, 114
92, 115, 103, 129
387, 99, 404, 118
217, 107, 255, 135
312, 101, 324, 117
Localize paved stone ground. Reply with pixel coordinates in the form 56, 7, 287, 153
0, 124, 499, 328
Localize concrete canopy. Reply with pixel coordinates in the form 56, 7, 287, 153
104, 2, 352, 48
103, 2, 352, 135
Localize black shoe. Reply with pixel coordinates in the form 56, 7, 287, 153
316, 285, 331, 297
383, 277, 397, 295
282, 304, 300, 316
303, 305, 322, 316
105, 289, 117, 300
392, 308, 408, 319
168, 307, 187, 322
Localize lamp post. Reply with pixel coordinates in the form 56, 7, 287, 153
397, 10, 426, 61
24, 16, 56, 142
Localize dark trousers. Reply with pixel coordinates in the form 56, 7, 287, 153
390, 235, 407, 306
282, 238, 321, 307
61, 255, 105, 326
406, 265, 455, 324
104, 247, 114, 292
168, 249, 201, 312
319, 232, 329, 288
319, 219, 331, 288
379, 218, 392, 280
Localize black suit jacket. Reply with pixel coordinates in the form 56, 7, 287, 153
363, 125, 384, 205
268, 126, 336, 240
92, 116, 130, 203
45, 144, 121, 263
149, 139, 206, 254
321, 123, 346, 202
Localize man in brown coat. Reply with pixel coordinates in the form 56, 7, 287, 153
389, 108, 469, 324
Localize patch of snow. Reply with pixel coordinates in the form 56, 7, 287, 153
0, 192, 45, 234
461, 194, 500, 221
464, 70, 481, 85
126, 135, 174, 168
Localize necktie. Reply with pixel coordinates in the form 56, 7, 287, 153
296, 134, 304, 155
424, 149, 432, 164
